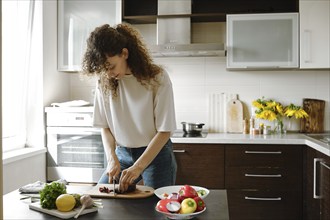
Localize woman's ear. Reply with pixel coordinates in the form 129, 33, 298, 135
121, 48, 129, 59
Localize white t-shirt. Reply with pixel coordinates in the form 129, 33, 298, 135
93, 70, 176, 148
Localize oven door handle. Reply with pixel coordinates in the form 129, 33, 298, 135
47, 127, 101, 135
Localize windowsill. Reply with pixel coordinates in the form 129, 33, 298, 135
3, 147, 47, 165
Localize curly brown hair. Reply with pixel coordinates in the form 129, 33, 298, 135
81, 23, 162, 97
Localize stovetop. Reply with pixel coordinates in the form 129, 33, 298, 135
171, 131, 208, 138
306, 133, 330, 145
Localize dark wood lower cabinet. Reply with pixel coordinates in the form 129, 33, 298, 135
227, 189, 302, 220
226, 144, 303, 220
173, 144, 224, 189
172, 142, 330, 220
321, 161, 330, 220
304, 147, 330, 220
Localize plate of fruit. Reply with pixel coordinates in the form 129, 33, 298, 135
155, 185, 207, 219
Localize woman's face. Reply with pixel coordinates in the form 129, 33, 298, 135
105, 48, 131, 80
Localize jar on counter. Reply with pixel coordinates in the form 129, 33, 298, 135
252, 128, 260, 135
264, 125, 271, 135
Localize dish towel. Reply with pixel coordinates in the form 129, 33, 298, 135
19, 179, 68, 194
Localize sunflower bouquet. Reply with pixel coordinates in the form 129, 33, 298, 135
252, 97, 308, 133
252, 98, 284, 121
284, 103, 309, 119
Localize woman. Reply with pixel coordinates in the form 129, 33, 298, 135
82, 23, 177, 192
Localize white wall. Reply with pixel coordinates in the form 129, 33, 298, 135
70, 56, 330, 132
3, 153, 46, 194
43, 0, 71, 106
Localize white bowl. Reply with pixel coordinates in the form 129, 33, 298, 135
154, 185, 209, 200
155, 207, 206, 220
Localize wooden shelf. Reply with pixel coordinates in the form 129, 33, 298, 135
122, 0, 298, 24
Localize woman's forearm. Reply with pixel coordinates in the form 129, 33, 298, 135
134, 131, 171, 171
101, 128, 117, 162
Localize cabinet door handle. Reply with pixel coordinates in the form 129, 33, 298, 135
245, 66, 280, 69
320, 161, 330, 170
244, 151, 282, 154
173, 150, 186, 153
313, 158, 322, 199
303, 30, 312, 63
245, 174, 282, 178
244, 196, 281, 201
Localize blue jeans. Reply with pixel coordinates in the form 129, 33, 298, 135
98, 139, 177, 189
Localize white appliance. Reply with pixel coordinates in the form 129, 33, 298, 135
45, 106, 105, 183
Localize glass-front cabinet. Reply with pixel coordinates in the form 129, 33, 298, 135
58, 0, 121, 72
226, 13, 299, 70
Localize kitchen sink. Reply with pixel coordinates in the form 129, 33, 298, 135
306, 133, 330, 145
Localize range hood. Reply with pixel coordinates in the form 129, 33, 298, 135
150, 0, 225, 57
149, 43, 225, 57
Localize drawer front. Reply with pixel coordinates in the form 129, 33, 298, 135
227, 189, 302, 220
173, 144, 224, 189
226, 145, 302, 168
226, 166, 302, 189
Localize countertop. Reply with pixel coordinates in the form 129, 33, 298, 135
3, 185, 229, 220
171, 132, 330, 157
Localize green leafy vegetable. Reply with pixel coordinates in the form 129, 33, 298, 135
39, 182, 67, 209
71, 193, 82, 208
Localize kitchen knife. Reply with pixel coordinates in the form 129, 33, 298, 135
113, 179, 116, 196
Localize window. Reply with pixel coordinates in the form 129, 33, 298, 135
2, 0, 43, 152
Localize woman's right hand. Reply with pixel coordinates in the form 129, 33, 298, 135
107, 156, 121, 184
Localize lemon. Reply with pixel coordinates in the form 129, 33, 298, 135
55, 194, 76, 212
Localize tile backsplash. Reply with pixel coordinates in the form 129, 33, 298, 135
70, 57, 330, 132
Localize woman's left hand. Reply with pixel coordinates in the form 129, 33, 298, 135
118, 164, 143, 192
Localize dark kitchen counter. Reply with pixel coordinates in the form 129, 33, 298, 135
3, 185, 229, 220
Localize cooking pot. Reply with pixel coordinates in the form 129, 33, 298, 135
181, 122, 205, 134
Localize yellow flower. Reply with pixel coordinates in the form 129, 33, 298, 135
255, 109, 277, 121
252, 98, 308, 123
253, 98, 284, 119
284, 104, 309, 119
252, 100, 264, 109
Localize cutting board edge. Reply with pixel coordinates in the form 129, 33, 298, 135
85, 184, 155, 199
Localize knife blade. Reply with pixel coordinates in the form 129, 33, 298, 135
113, 179, 116, 196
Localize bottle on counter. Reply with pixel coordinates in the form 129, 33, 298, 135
259, 123, 264, 135
243, 118, 249, 134
249, 117, 255, 135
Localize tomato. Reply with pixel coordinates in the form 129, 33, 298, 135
178, 185, 198, 200
179, 198, 197, 214
156, 199, 174, 213
193, 196, 206, 212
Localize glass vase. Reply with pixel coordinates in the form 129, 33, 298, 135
274, 118, 285, 134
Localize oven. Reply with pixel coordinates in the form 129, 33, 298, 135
45, 107, 106, 183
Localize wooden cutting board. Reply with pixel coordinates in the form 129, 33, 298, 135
226, 99, 243, 133
300, 98, 325, 133
84, 184, 154, 199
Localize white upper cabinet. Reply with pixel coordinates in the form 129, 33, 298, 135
58, 0, 121, 72
299, 0, 330, 69
226, 13, 299, 70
